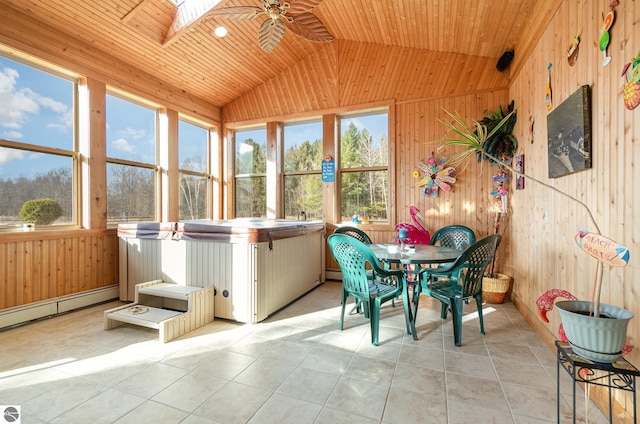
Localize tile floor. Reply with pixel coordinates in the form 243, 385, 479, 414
0, 281, 611, 424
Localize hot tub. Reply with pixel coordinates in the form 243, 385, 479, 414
118, 219, 326, 323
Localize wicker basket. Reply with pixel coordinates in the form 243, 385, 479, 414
482, 273, 513, 304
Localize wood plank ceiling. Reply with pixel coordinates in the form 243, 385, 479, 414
2, 0, 536, 109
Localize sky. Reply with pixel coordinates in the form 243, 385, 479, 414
0, 56, 73, 179
0, 55, 209, 180
236, 113, 388, 161
1, 53, 386, 180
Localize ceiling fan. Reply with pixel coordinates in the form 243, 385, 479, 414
209, 0, 334, 53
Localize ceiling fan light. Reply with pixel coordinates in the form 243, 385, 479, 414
267, 5, 281, 19
214, 26, 228, 37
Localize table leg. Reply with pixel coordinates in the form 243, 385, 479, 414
571, 367, 576, 424
403, 281, 417, 340
557, 353, 561, 424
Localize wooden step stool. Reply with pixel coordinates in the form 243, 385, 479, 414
104, 280, 214, 342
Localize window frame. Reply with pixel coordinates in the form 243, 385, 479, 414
105, 89, 160, 225
228, 104, 394, 227
177, 115, 214, 221
282, 118, 324, 220
233, 125, 268, 218
0, 50, 80, 230
337, 109, 391, 225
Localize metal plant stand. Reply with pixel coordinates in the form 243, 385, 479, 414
556, 341, 639, 423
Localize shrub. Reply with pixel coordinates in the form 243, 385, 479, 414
19, 198, 63, 225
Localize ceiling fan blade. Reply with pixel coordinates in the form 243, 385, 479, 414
288, 0, 325, 15
285, 12, 334, 42
208, 6, 263, 20
258, 19, 285, 53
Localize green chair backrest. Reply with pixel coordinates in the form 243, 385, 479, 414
438, 234, 501, 297
333, 226, 373, 244
429, 225, 476, 251
327, 233, 391, 297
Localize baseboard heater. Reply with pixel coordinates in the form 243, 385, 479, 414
0, 286, 119, 330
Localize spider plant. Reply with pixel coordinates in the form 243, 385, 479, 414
436, 108, 606, 315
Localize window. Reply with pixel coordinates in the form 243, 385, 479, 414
283, 120, 323, 220
234, 127, 266, 218
339, 111, 389, 223
0, 54, 77, 228
178, 118, 210, 220
106, 93, 157, 224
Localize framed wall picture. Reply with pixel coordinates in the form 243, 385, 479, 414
547, 85, 592, 178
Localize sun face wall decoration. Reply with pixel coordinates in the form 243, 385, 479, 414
413, 154, 456, 197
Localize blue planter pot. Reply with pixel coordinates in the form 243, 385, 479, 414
556, 301, 633, 363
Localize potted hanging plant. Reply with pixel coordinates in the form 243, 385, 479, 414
482, 104, 516, 303
450, 103, 518, 304
482, 165, 513, 304
435, 106, 633, 362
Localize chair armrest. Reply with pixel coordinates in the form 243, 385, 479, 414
372, 266, 405, 280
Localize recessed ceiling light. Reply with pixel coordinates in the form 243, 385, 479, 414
214, 26, 228, 38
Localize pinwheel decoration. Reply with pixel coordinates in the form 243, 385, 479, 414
413, 154, 456, 197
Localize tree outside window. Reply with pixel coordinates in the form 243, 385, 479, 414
0, 54, 76, 228
283, 120, 323, 220
234, 128, 266, 218
106, 93, 157, 224
179, 119, 209, 221
340, 112, 389, 223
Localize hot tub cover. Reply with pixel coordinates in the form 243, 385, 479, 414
118, 219, 325, 244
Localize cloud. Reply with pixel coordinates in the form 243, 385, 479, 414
0, 130, 23, 139
0, 66, 71, 133
112, 137, 135, 152
37, 95, 68, 114
124, 127, 147, 140
0, 146, 25, 165
0, 68, 39, 129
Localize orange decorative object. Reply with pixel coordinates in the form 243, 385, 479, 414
545, 63, 553, 111
567, 35, 580, 66
622, 52, 640, 110
575, 231, 630, 267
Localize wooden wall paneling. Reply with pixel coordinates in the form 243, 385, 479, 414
90, 236, 99, 291
159, 108, 179, 222
34, 240, 44, 301
322, 114, 337, 224
0, 231, 119, 309
626, 2, 640, 386
0, 243, 5, 309
81, 78, 108, 229
6, 242, 16, 308
266, 121, 282, 219
510, 0, 560, 80
56, 238, 66, 301
0, 4, 220, 123
222, 44, 339, 123
508, 1, 639, 418
393, 90, 509, 246
122, 0, 173, 44
387, 102, 397, 228
223, 39, 510, 124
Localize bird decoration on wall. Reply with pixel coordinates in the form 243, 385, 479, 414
208, 0, 334, 53
413, 154, 456, 197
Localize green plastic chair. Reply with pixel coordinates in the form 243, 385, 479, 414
429, 225, 476, 250
327, 233, 412, 346
334, 226, 396, 313
333, 226, 373, 244
414, 234, 501, 346
334, 226, 374, 315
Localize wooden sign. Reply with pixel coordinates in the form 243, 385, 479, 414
575, 231, 629, 267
